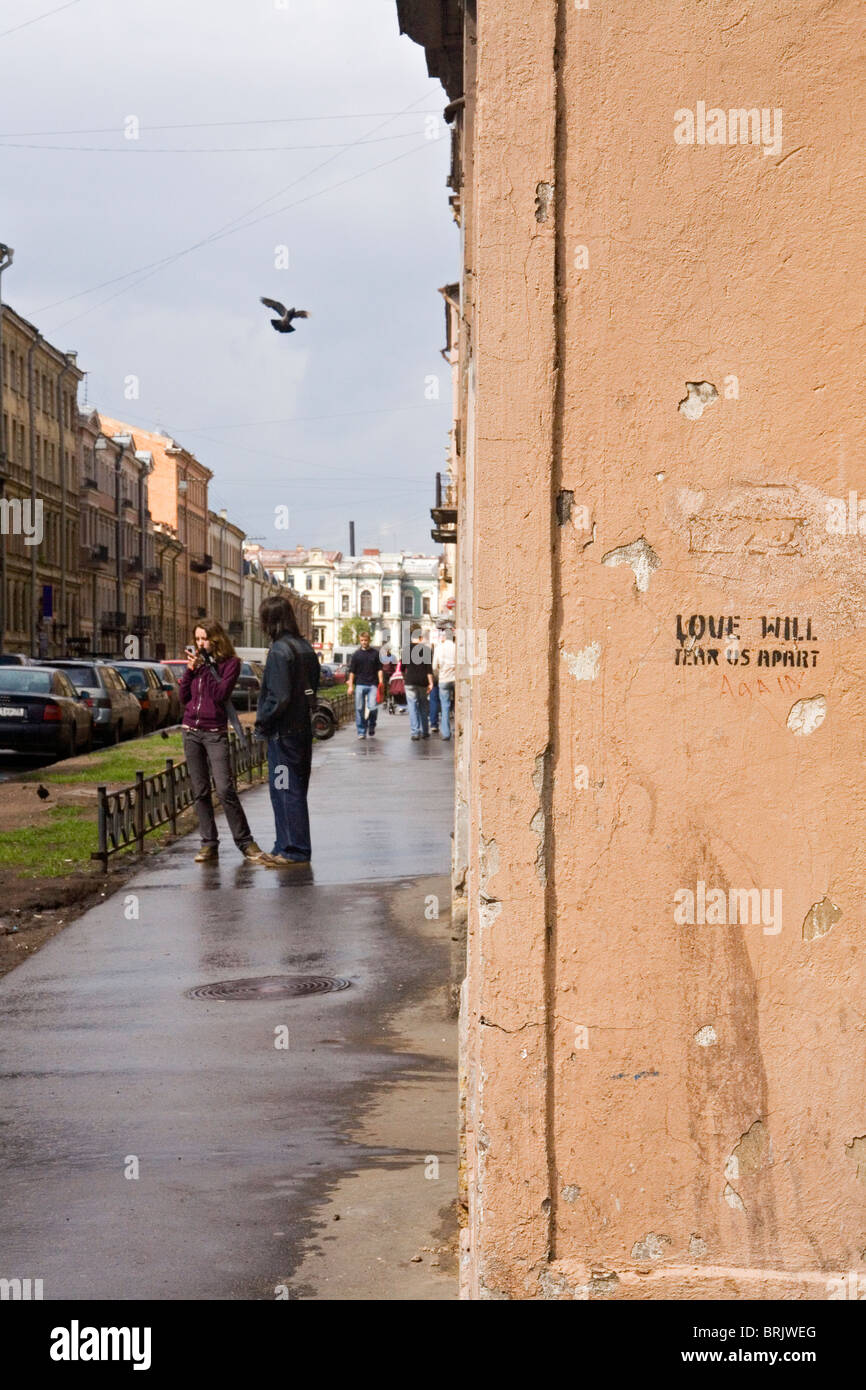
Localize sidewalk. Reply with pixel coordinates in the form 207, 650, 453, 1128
0, 713, 458, 1300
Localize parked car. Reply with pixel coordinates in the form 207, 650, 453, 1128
0, 665, 94, 759
37, 660, 141, 744
0, 653, 39, 665
330, 662, 348, 684
152, 662, 181, 724
112, 661, 172, 733
232, 661, 262, 711
317, 663, 337, 688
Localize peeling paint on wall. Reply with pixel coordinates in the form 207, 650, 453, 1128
726, 1120, 773, 1183
534, 180, 554, 223
787, 695, 827, 736
563, 642, 601, 681
601, 536, 661, 593
694, 1025, 717, 1047
678, 380, 719, 419
631, 1232, 671, 1261
723, 1183, 745, 1213
802, 896, 842, 941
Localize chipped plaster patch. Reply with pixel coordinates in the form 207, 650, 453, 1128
725, 1120, 773, 1184
723, 1183, 745, 1212
787, 695, 827, 736
529, 808, 546, 884
601, 536, 661, 593
561, 1184, 581, 1204
694, 1025, 717, 1047
631, 1232, 671, 1262
535, 181, 554, 223
802, 896, 842, 942
689, 1234, 708, 1257
679, 381, 719, 419
563, 642, 601, 681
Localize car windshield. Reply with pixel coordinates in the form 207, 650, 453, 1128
115, 667, 147, 691
0, 669, 52, 693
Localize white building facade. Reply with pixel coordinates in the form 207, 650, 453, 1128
333, 550, 442, 660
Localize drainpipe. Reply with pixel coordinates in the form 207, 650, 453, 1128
27, 334, 40, 656
56, 353, 77, 651
0, 244, 14, 654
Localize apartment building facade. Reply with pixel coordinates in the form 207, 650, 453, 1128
333, 550, 441, 657
246, 546, 341, 657
0, 305, 83, 657
207, 508, 245, 642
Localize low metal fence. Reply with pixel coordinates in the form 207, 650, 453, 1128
93, 693, 350, 868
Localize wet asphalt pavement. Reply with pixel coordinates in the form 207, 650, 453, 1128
0, 711, 456, 1299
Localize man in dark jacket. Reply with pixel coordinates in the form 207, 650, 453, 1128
403, 633, 434, 741
254, 596, 320, 867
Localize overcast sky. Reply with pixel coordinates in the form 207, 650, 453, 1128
0, 0, 455, 555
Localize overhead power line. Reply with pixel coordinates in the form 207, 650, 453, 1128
0, 131, 424, 154
0, 111, 442, 137
0, 0, 83, 41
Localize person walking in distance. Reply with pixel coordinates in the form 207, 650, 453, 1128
254, 595, 320, 867
404, 632, 434, 740
347, 630, 383, 740
178, 619, 264, 863
433, 625, 456, 741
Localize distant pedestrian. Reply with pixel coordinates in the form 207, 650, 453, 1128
433, 628, 456, 741
403, 633, 434, 740
178, 620, 264, 863
347, 630, 383, 740
428, 673, 441, 733
254, 595, 320, 868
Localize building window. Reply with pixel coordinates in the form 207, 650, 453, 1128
318, 574, 326, 590
360, 589, 372, 617
305, 574, 312, 590
341, 593, 349, 613
287, 574, 294, 589
422, 596, 431, 615
382, 595, 391, 614
403, 593, 414, 616
317, 603, 325, 616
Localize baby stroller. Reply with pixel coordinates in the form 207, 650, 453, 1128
386, 662, 407, 715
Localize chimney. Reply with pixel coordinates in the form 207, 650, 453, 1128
349, 520, 355, 556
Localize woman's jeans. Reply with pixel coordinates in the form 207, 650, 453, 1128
354, 684, 378, 735
428, 683, 441, 728
183, 727, 254, 848
267, 730, 313, 861
406, 686, 429, 736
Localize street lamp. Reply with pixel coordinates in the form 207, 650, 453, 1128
0, 243, 14, 656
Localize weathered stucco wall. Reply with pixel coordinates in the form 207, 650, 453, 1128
405, 0, 866, 1298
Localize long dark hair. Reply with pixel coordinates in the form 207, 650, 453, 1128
194, 618, 235, 661
260, 594, 301, 642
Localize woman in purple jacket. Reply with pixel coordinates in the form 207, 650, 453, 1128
178, 620, 264, 863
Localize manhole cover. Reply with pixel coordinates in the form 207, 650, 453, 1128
185, 975, 351, 1002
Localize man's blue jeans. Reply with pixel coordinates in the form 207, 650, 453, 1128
439, 682, 454, 738
267, 731, 313, 860
354, 684, 378, 735
406, 686, 429, 736
429, 683, 441, 729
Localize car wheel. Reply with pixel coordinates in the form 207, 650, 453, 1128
112, 721, 122, 745
56, 730, 73, 762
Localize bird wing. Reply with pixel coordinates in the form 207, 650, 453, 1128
260, 297, 287, 315
288, 309, 310, 319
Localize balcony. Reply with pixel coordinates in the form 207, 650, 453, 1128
228, 619, 243, 638
125, 555, 143, 574
100, 610, 126, 630
190, 554, 213, 573
123, 494, 138, 513
80, 544, 109, 569
431, 471, 457, 529
145, 566, 163, 588
132, 614, 151, 632
81, 475, 98, 491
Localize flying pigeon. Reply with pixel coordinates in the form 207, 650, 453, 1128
260, 298, 311, 334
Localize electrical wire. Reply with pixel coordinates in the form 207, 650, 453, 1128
0, 0, 83, 41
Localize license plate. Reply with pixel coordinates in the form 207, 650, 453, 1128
0, 707, 25, 718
